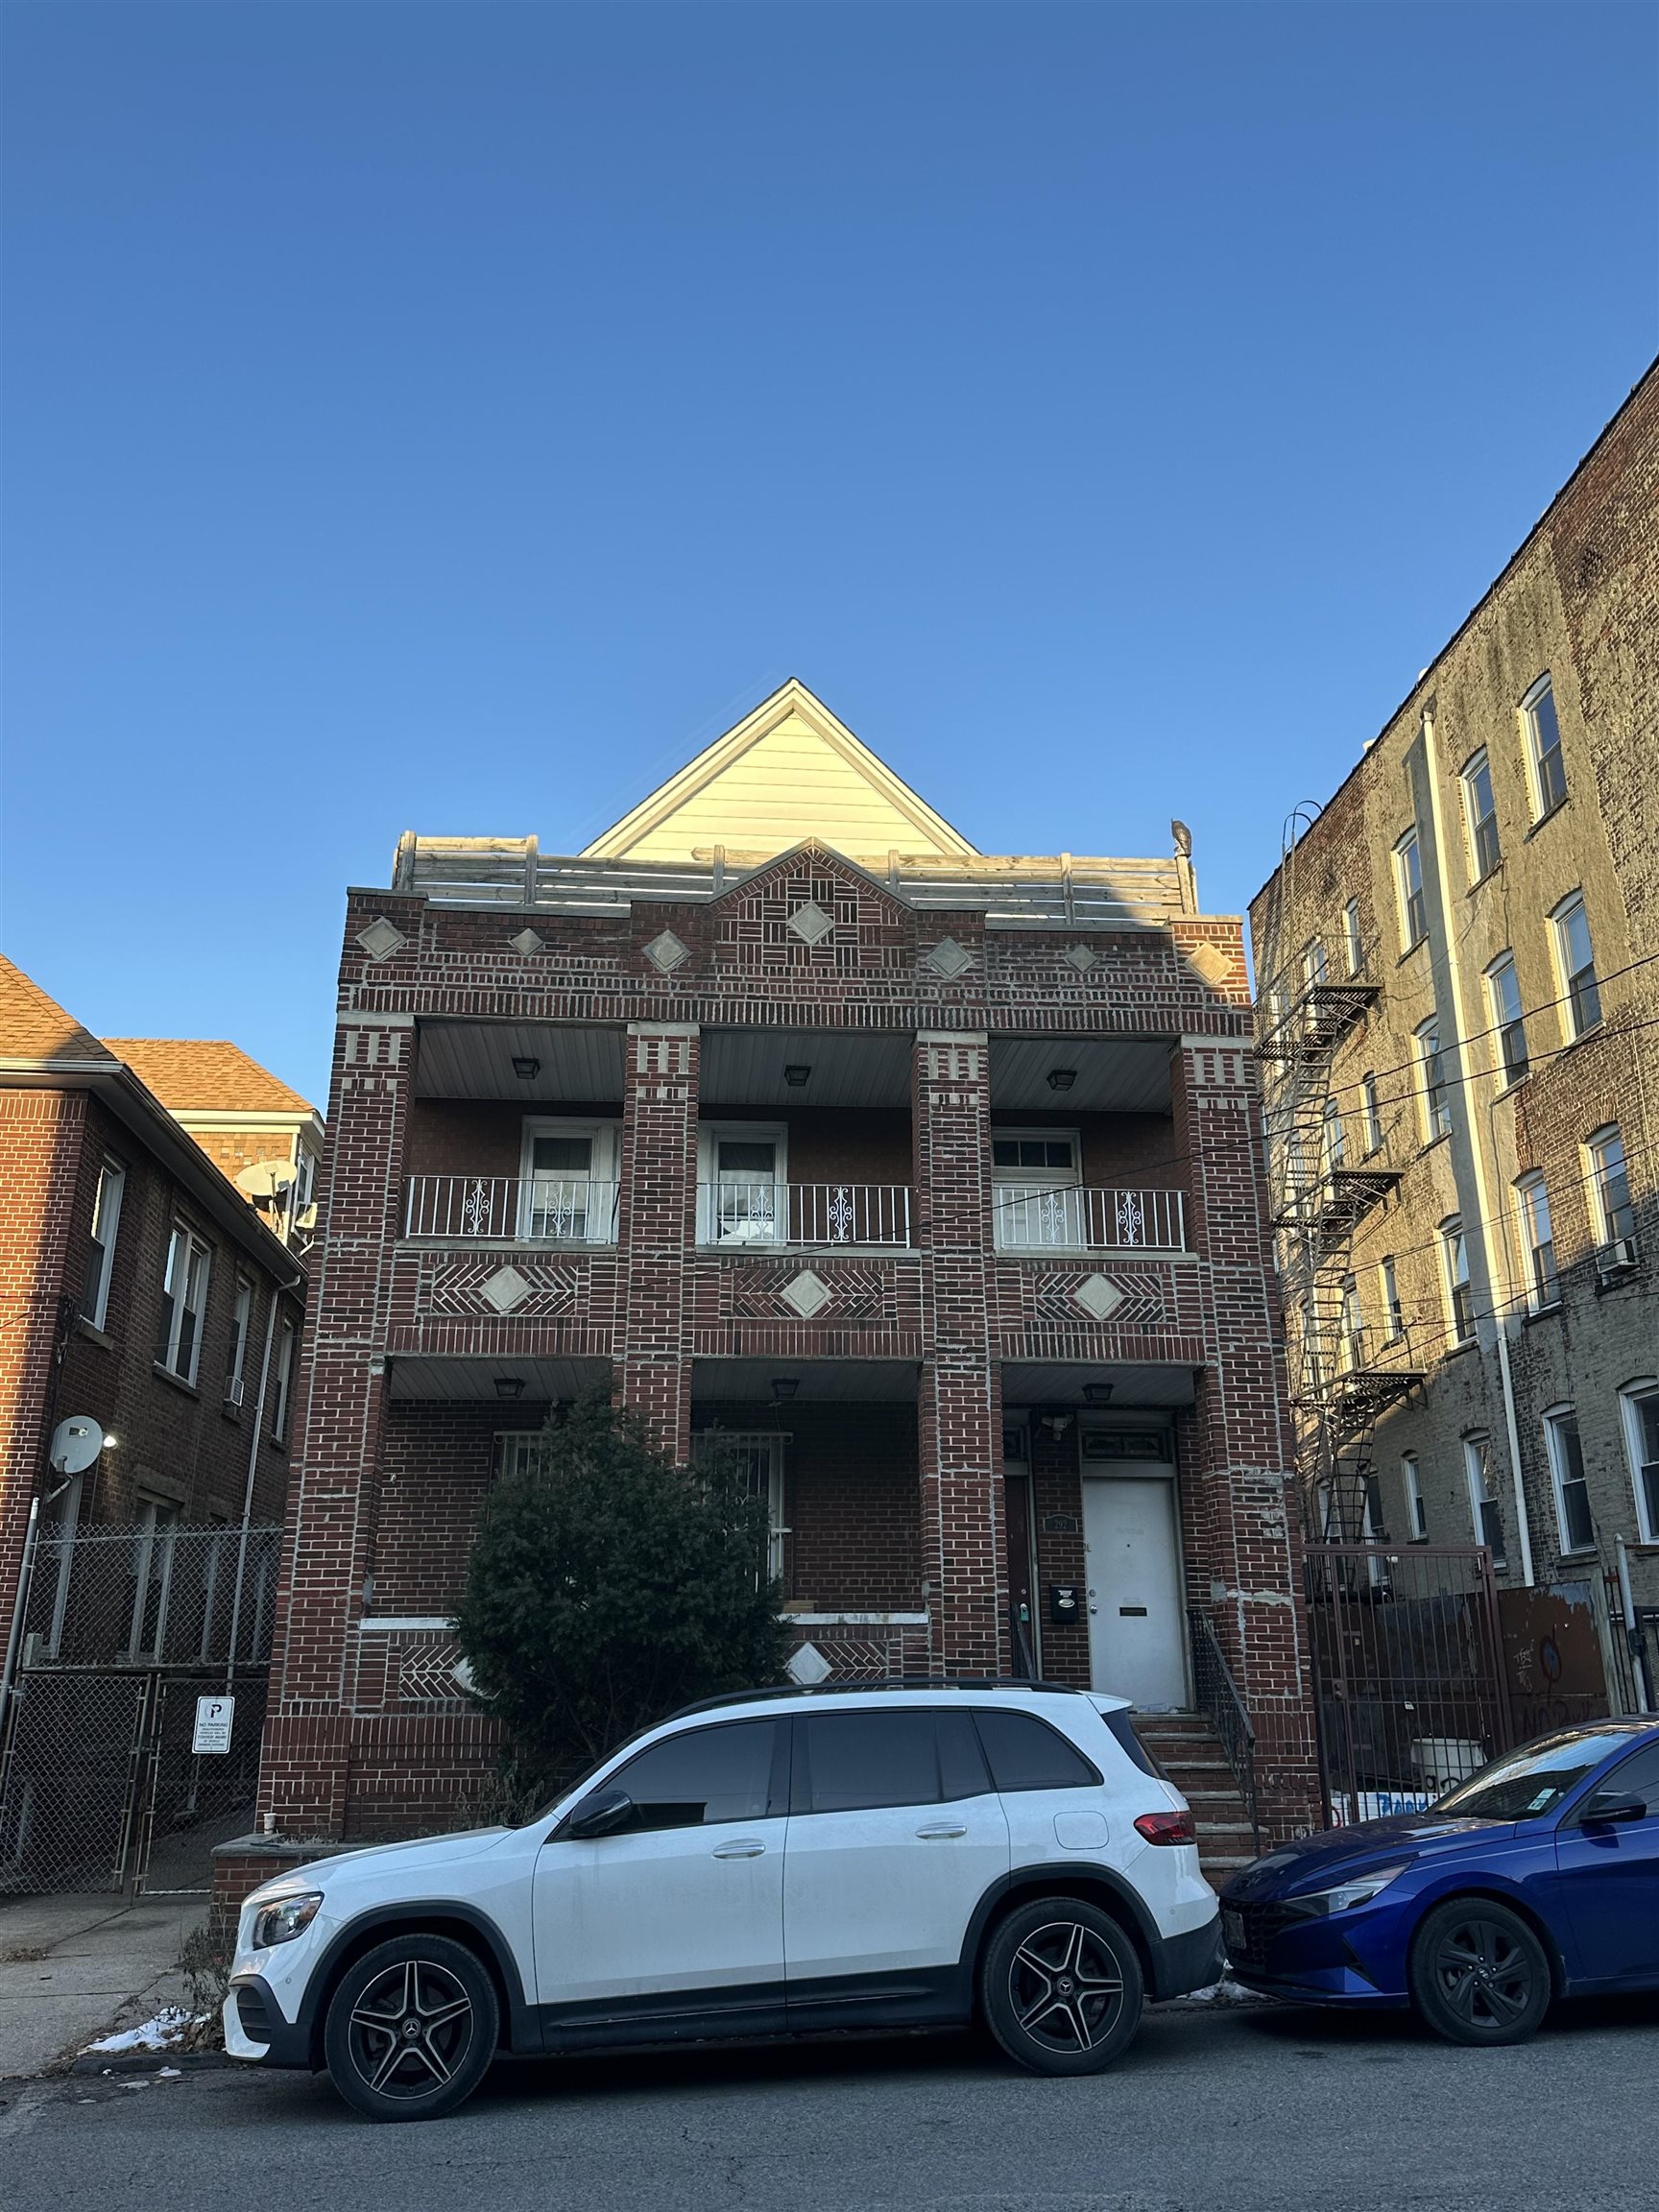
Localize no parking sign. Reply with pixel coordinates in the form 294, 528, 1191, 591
192, 1695, 235, 1754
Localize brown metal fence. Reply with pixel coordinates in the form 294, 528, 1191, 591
1304, 1543, 1513, 1826
0, 1523, 280, 1895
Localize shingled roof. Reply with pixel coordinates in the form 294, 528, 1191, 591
103, 1038, 315, 1117
0, 956, 120, 1068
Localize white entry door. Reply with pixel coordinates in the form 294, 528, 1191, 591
1081, 1476, 1188, 1708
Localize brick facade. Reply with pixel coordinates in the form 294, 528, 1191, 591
258, 719, 1322, 1848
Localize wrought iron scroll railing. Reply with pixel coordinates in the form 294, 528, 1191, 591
992, 1184, 1186, 1253
1187, 1606, 1262, 1850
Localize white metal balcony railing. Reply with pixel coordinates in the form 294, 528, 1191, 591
403, 1176, 619, 1242
992, 1184, 1186, 1252
698, 1183, 913, 1249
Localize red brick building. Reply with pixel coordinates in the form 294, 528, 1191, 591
258, 683, 1320, 1852
0, 959, 313, 1638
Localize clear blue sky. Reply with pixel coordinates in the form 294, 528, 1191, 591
4, 2, 1655, 1108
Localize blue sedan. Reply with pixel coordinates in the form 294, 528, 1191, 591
1220, 1717, 1659, 2043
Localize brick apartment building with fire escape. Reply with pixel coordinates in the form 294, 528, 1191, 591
252, 682, 1321, 1869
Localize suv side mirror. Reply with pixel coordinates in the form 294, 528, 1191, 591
1583, 1795, 1647, 1828
566, 1788, 636, 1840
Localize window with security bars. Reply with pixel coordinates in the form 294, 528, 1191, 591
1522, 675, 1567, 817
1486, 953, 1527, 1087
1551, 893, 1601, 1039
1544, 1407, 1594, 1555
692, 1431, 786, 1583
1463, 1436, 1505, 1566
1461, 749, 1502, 881
1515, 1173, 1558, 1310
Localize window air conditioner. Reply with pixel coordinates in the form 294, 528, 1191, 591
224, 1374, 245, 1409
1598, 1238, 1638, 1278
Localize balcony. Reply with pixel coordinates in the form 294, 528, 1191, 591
403, 1174, 618, 1243
696, 1182, 913, 1250
992, 1185, 1186, 1254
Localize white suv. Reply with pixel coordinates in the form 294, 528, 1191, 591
226, 1682, 1221, 2120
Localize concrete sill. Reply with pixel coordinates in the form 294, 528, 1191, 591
1525, 795, 1570, 841
1522, 1303, 1563, 1327
152, 1362, 201, 1400
75, 1317, 114, 1351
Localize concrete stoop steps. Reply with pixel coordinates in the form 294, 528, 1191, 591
1131, 1713, 1258, 1881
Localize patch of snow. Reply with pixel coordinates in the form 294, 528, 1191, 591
1183, 1976, 1276, 2006
84, 2006, 196, 2054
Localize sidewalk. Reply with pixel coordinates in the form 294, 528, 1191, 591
0, 1892, 205, 2079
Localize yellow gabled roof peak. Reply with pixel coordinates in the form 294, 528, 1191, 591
580, 679, 980, 865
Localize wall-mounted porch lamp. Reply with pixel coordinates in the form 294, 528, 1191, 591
771, 1378, 801, 1400
512, 1056, 541, 1081
1083, 1383, 1115, 1406
783, 1066, 812, 1088
493, 1376, 526, 1401
1046, 1069, 1076, 1092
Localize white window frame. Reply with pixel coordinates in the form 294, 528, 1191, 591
1360, 1072, 1382, 1155
1514, 1171, 1558, 1312
1520, 673, 1567, 820
1415, 1019, 1453, 1142
1619, 1380, 1659, 1545
1320, 1099, 1346, 1174
1463, 1434, 1505, 1565
1342, 899, 1363, 977
228, 1277, 252, 1405
1460, 748, 1502, 882
1302, 937, 1328, 987
1402, 1453, 1428, 1543
270, 1314, 297, 1442
1395, 828, 1427, 950
990, 1127, 1084, 1251
1485, 952, 1527, 1089
1379, 1255, 1403, 1343
1551, 891, 1601, 1041
696, 1121, 789, 1245
1543, 1404, 1594, 1557
84, 1158, 125, 1330
1338, 1272, 1365, 1372
1441, 1217, 1474, 1345
1585, 1124, 1635, 1257
692, 1431, 787, 1583
518, 1118, 620, 1243
128, 1495, 182, 1661
159, 1222, 212, 1384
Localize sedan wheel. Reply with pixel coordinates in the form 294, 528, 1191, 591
324, 1935, 499, 2121
1408, 1899, 1551, 2047
981, 1896, 1143, 2076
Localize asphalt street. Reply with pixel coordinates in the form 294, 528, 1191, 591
5, 1993, 1658, 2212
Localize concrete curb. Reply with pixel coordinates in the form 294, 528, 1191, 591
69, 2047, 236, 2077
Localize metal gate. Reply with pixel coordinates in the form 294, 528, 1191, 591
0, 1522, 280, 1895
1304, 1542, 1512, 1826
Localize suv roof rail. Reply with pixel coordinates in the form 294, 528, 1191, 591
667, 1676, 1087, 1721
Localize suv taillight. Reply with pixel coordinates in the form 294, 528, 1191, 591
1134, 1809, 1195, 1845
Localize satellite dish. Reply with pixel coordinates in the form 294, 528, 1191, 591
235, 1160, 299, 1200
50, 1416, 105, 1476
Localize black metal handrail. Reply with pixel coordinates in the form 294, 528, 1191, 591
1187, 1606, 1262, 1851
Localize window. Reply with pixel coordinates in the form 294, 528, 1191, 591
972, 1709, 1099, 1792
270, 1315, 297, 1441
1586, 1126, 1635, 1256
227, 1278, 252, 1404
158, 1225, 211, 1382
1395, 829, 1428, 950
1460, 749, 1502, 881
1337, 1273, 1366, 1371
128, 1496, 182, 1660
83, 1160, 125, 1330
1379, 1256, 1404, 1341
521, 1120, 618, 1241
1544, 1407, 1594, 1555
1402, 1454, 1428, 1542
1620, 1382, 1659, 1545
1551, 893, 1601, 1039
1416, 1019, 1454, 1141
1302, 937, 1328, 987
1463, 1435, 1505, 1564
1360, 1073, 1382, 1154
606, 1719, 781, 1831
697, 1124, 786, 1244
991, 1130, 1083, 1250
1515, 1173, 1558, 1310
1582, 1740, 1659, 1823
493, 1431, 543, 1483
805, 1711, 945, 1813
1522, 674, 1567, 817
1343, 900, 1363, 977
1485, 954, 1527, 1087
1321, 1099, 1346, 1173
693, 1431, 786, 1583
1441, 1217, 1474, 1343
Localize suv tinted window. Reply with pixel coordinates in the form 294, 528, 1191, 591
608, 1719, 781, 1830
937, 1710, 993, 1800
805, 1712, 941, 1813
974, 1709, 1100, 1792
1103, 1708, 1160, 1778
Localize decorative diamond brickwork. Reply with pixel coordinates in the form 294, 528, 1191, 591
1064, 944, 1098, 973
509, 927, 544, 956
922, 936, 973, 979
785, 1640, 831, 1685
423, 1257, 581, 1319
356, 916, 406, 961
1073, 1272, 1125, 1323
480, 1262, 533, 1314
780, 1268, 833, 1319
786, 900, 834, 946
643, 929, 690, 974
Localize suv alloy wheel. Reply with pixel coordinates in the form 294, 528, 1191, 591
323, 1934, 500, 2121
979, 1895, 1144, 2075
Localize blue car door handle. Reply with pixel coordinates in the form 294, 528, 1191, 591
711, 1839, 766, 1859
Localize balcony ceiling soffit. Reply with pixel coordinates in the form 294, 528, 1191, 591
387, 1356, 612, 1403
988, 1037, 1172, 1115
1001, 1362, 1197, 1408
690, 1358, 922, 1405
414, 1022, 627, 1101
701, 1027, 915, 1110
